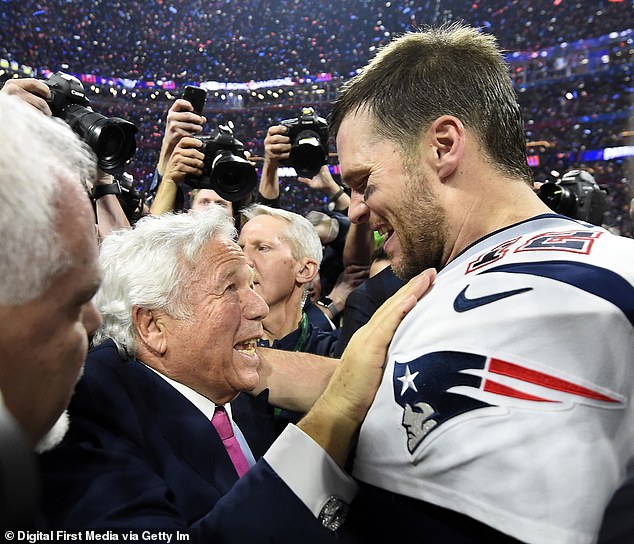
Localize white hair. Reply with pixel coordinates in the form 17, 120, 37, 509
241, 204, 323, 265
0, 93, 96, 304
93, 206, 237, 356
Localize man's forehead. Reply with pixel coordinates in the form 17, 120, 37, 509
336, 112, 378, 183
206, 237, 244, 259
241, 216, 287, 240
195, 238, 249, 283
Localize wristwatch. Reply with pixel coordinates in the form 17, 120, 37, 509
327, 186, 346, 211
92, 181, 121, 200
316, 296, 339, 318
328, 186, 345, 203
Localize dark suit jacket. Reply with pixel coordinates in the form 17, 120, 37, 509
38, 340, 335, 543
334, 266, 405, 357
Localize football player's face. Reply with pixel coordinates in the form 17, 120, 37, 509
337, 109, 448, 279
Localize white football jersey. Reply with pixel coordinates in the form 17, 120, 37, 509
353, 214, 634, 544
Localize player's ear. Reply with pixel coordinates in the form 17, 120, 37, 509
428, 115, 465, 181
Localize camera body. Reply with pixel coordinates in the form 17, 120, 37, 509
280, 107, 329, 178
187, 125, 257, 202
537, 169, 607, 226
114, 172, 143, 223
43, 72, 137, 175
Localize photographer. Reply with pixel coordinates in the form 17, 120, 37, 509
149, 134, 235, 219
258, 118, 372, 325
259, 124, 350, 212
150, 98, 256, 222
0, 77, 130, 240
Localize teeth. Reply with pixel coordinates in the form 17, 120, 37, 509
235, 339, 257, 356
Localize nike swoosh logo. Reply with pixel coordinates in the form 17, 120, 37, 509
453, 285, 533, 312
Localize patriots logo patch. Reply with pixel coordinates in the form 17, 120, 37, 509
393, 351, 624, 454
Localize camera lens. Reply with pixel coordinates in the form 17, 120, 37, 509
97, 125, 125, 157
289, 129, 327, 178
61, 105, 137, 175
538, 182, 578, 217
211, 152, 257, 201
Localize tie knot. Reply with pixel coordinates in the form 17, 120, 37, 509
211, 405, 234, 440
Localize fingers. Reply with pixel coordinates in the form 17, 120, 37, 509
264, 125, 291, 161
166, 100, 206, 135
164, 138, 205, 182
1, 78, 52, 116
367, 268, 436, 346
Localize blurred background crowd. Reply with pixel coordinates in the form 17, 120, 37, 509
1, 0, 633, 234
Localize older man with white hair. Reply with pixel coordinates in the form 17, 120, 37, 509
0, 89, 101, 526
38, 205, 434, 541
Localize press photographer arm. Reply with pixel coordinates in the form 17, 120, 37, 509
90, 169, 131, 241
297, 165, 351, 212
150, 136, 204, 216
156, 99, 206, 178
259, 124, 290, 202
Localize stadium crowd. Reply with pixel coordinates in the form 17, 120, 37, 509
1, 0, 632, 232
2, 0, 633, 82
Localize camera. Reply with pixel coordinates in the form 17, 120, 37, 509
115, 172, 144, 223
187, 125, 257, 202
280, 106, 329, 178
537, 169, 607, 226
43, 72, 137, 175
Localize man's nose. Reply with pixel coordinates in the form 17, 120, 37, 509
245, 289, 269, 321
83, 300, 102, 337
348, 191, 371, 224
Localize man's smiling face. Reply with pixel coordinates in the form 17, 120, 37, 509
336, 108, 448, 279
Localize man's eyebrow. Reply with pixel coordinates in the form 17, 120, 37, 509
364, 183, 377, 201
340, 167, 365, 189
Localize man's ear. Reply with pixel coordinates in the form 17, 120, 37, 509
428, 115, 465, 181
131, 306, 168, 355
296, 258, 319, 286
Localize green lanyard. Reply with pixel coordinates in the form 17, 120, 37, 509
293, 312, 309, 352
274, 312, 309, 419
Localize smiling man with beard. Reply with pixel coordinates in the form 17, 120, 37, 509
330, 23, 634, 544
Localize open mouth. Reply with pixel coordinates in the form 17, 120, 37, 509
234, 338, 258, 357
375, 224, 395, 250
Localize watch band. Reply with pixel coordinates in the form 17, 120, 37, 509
92, 181, 121, 200
328, 186, 345, 203
316, 297, 339, 318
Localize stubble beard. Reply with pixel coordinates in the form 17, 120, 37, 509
391, 170, 447, 281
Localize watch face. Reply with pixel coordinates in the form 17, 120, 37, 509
327, 201, 335, 212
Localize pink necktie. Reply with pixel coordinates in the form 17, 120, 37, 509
211, 405, 250, 478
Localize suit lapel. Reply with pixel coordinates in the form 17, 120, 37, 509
124, 361, 239, 493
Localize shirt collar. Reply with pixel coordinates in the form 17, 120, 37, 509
142, 363, 233, 421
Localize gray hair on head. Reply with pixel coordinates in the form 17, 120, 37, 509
93, 206, 237, 356
0, 93, 96, 305
241, 204, 323, 265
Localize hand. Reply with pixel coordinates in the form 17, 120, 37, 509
297, 165, 338, 193
263, 124, 291, 166
162, 136, 204, 185
84, 168, 115, 193
327, 264, 371, 312
298, 268, 437, 467
329, 267, 436, 421
157, 99, 206, 175
1, 78, 52, 116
